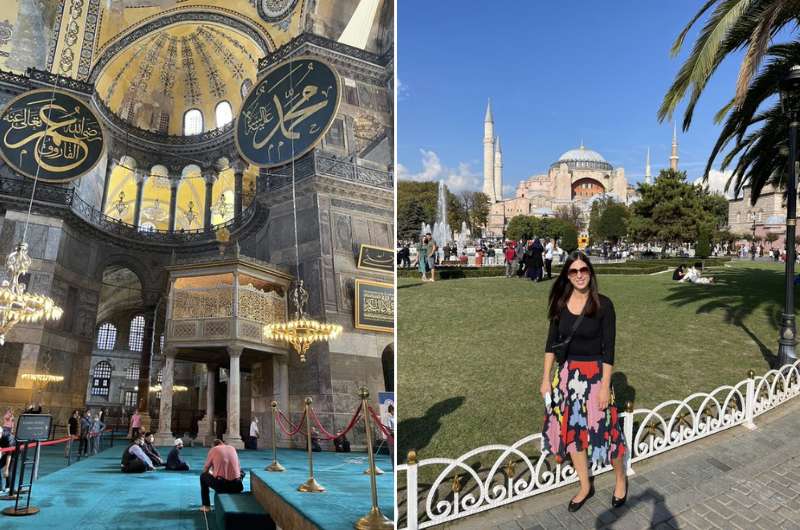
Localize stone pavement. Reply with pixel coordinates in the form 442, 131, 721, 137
443, 395, 800, 530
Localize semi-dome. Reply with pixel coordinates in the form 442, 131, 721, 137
552, 144, 613, 171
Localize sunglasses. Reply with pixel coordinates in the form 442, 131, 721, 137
567, 266, 590, 277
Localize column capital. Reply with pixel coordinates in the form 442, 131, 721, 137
227, 345, 244, 358
134, 168, 148, 185
202, 169, 217, 185
162, 346, 177, 359
231, 159, 247, 174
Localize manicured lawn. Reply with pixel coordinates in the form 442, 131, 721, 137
397, 260, 796, 463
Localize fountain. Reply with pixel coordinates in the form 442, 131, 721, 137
431, 181, 452, 248
455, 221, 471, 257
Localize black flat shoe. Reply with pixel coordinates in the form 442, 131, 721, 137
568, 486, 594, 512
612, 477, 628, 508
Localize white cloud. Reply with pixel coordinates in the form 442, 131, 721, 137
694, 169, 735, 199
398, 149, 482, 193
397, 78, 410, 101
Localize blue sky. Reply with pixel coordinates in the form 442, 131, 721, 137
397, 2, 747, 198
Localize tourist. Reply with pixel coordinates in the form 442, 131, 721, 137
475, 248, 483, 267
416, 235, 429, 282
400, 244, 411, 268
79, 410, 92, 457
65, 409, 79, 458
0, 425, 13, 493
531, 238, 544, 282
143, 432, 164, 466
334, 434, 351, 452
129, 408, 142, 440
247, 417, 259, 450
89, 413, 106, 455
672, 264, 686, 281
386, 403, 395, 469
121, 433, 155, 473
504, 242, 516, 278
540, 251, 627, 512
544, 238, 554, 279
2, 408, 13, 438
458, 252, 468, 265
166, 438, 190, 471
199, 439, 245, 512
426, 232, 438, 281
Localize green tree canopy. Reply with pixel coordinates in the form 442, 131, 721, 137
589, 196, 630, 243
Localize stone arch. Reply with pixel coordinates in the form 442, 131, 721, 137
381, 343, 393, 392
571, 178, 605, 200
93, 252, 152, 288
88, 8, 274, 83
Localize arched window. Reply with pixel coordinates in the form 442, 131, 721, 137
183, 109, 203, 135
129, 315, 145, 351
126, 361, 140, 381
96, 323, 117, 350
91, 361, 112, 397
241, 79, 253, 98
215, 101, 233, 128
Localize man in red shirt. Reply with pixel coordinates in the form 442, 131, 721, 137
199, 439, 245, 512
504, 243, 517, 278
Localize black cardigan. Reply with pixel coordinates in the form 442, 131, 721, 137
545, 294, 616, 365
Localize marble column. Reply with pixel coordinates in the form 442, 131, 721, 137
203, 170, 215, 232
153, 350, 176, 446
224, 346, 244, 448
100, 159, 117, 214
136, 305, 156, 432
202, 364, 217, 446
168, 179, 178, 232
272, 355, 289, 447
234, 170, 243, 221
133, 170, 145, 227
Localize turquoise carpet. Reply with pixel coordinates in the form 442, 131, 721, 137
0, 444, 394, 530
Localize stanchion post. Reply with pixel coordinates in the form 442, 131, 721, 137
354, 386, 393, 530
405, 450, 418, 530
744, 369, 757, 430
298, 397, 324, 492
266, 401, 285, 472
623, 401, 635, 477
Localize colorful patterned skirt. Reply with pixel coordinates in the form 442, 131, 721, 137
541, 359, 626, 466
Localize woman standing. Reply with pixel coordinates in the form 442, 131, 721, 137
416, 236, 429, 282
540, 251, 627, 512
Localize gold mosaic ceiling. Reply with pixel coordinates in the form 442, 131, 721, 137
94, 22, 263, 136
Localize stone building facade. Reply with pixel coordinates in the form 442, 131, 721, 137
728, 184, 795, 247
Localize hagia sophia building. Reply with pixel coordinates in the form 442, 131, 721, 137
483, 100, 680, 238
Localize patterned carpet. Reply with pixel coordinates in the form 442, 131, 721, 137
0, 442, 393, 530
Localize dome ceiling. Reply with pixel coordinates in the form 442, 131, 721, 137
95, 22, 263, 136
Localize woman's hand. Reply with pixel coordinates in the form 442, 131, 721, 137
598, 385, 611, 410
540, 379, 552, 400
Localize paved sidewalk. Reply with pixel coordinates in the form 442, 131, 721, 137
444, 395, 800, 529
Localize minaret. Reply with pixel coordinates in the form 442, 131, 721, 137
645, 147, 652, 184
483, 99, 496, 202
493, 136, 503, 202
670, 122, 679, 171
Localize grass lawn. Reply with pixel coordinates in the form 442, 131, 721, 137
397, 259, 796, 464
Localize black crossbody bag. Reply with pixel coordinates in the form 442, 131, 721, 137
551, 303, 586, 365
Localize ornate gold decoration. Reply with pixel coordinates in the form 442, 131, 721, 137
264, 280, 342, 362
0, 243, 63, 345
298, 397, 325, 493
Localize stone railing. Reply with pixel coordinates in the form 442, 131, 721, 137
0, 174, 257, 245
260, 151, 393, 192
171, 286, 234, 320
397, 360, 800, 529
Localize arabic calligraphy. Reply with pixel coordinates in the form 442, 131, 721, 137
236, 57, 340, 168
0, 89, 104, 183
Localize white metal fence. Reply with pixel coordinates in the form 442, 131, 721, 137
397, 360, 800, 529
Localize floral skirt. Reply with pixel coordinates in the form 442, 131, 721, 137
541, 360, 626, 466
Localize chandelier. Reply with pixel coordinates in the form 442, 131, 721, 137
0, 243, 63, 345
114, 191, 128, 217
20, 373, 64, 383
142, 198, 167, 222
265, 280, 342, 362
135, 384, 188, 393
185, 201, 197, 226
211, 193, 230, 219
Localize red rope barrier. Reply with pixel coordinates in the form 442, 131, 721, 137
0, 436, 71, 453
368, 406, 394, 445
276, 409, 307, 437
308, 403, 363, 441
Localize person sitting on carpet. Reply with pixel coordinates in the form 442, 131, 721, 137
121, 433, 156, 473
199, 439, 244, 512
143, 432, 164, 466
334, 434, 351, 452
165, 438, 189, 471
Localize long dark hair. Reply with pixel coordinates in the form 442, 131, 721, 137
547, 250, 601, 320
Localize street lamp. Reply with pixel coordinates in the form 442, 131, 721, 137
751, 212, 757, 260
776, 65, 800, 366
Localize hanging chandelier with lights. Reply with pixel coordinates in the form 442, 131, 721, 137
0, 242, 63, 346
20, 373, 64, 383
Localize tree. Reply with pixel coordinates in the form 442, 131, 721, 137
589, 196, 630, 243
458, 191, 491, 230
398, 199, 426, 240
555, 204, 582, 230
766, 232, 780, 247
506, 215, 535, 241
561, 224, 579, 253
398, 181, 466, 238
696, 226, 712, 258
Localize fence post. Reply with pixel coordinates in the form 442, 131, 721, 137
743, 369, 757, 430
623, 401, 635, 477
406, 450, 419, 530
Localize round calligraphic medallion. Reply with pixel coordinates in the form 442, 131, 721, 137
0, 88, 105, 183
235, 56, 340, 168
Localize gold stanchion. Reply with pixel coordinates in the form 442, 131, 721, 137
266, 400, 286, 472
354, 387, 393, 530
298, 397, 325, 492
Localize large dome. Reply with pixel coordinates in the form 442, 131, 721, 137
552, 145, 613, 171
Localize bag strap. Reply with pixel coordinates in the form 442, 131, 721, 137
561, 299, 587, 344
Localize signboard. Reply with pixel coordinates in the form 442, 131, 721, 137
354, 279, 393, 333
15, 414, 52, 442
0, 89, 105, 183
235, 56, 340, 168
357, 244, 394, 274
377, 391, 394, 440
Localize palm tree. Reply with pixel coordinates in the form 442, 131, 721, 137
659, 0, 800, 129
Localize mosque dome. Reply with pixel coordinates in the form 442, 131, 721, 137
552, 144, 613, 171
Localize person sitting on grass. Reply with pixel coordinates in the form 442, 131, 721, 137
165, 438, 190, 471
121, 433, 156, 473
672, 264, 686, 281
143, 432, 165, 466
681, 262, 715, 284
199, 439, 245, 513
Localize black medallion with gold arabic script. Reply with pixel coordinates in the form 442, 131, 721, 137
0, 89, 105, 183
235, 57, 340, 168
